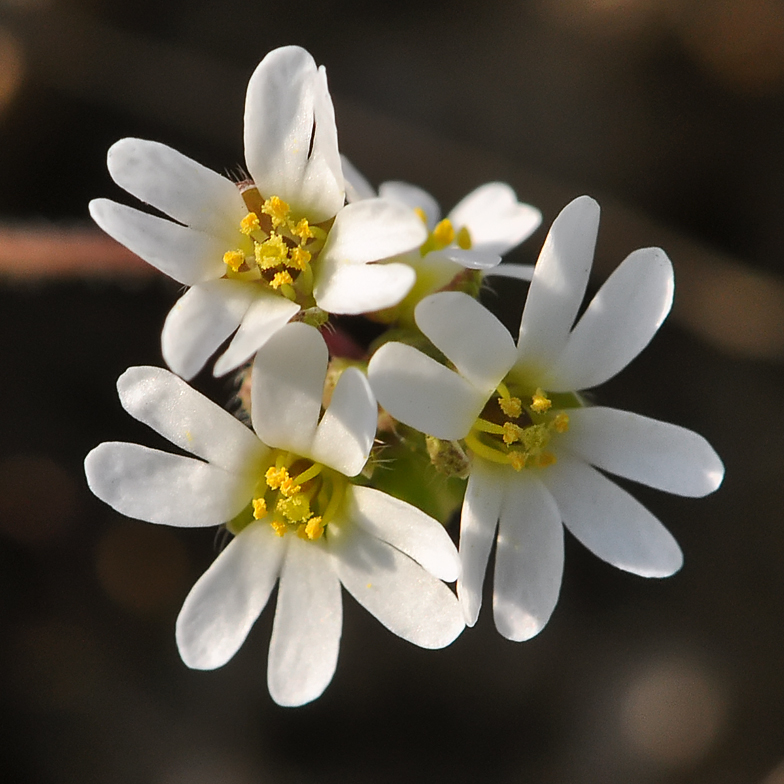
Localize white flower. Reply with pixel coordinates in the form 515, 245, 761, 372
89, 47, 426, 380
341, 157, 541, 312
368, 195, 724, 642
84, 322, 463, 706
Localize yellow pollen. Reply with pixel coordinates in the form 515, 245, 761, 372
499, 396, 522, 418
433, 218, 455, 248
265, 466, 289, 490
240, 212, 260, 235
271, 270, 294, 289
262, 196, 291, 227
288, 245, 311, 271
252, 498, 267, 520
531, 388, 552, 413
414, 207, 428, 224
456, 225, 472, 250
537, 452, 557, 468
503, 421, 525, 445
554, 412, 570, 433
270, 518, 287, 537
509, 451, 527, 471
279, 476, 301, 497
223, 249, 246, 273
305, 516, 324, 540
292, 218, 313, 241
255, 235, 289, 269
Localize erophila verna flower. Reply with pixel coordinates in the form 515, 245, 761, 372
341, 157, 541, 321
89, 46, 427, 380
368, 195, 724, 642
85, 323, 463, 707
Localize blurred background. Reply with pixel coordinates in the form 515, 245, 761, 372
1, 0, 783, 781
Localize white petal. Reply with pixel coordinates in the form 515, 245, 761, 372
314, 259, 415, 314
368, 342, 485, 440
319, 198, 427, 265
250, 322, 327, 455
310, 368, 376, 476
212, 292, 300, 377
176, 521, 285, 669
329, 521, 464, 649
244, 47, 343, 222
545, 248, 675, 391
493, 472, 563, 641
433, 247, 501, 270
561, 407, 724, 497
415, 292, 517, 394
544, 455, 683, 577
378, 181, 441, 228
346, 485, 461, 582
341, 155, 376, 202
514, 196, 600, 374
448, 183, 542, 254
106, 138, 246, 243
116, 365, 265, 472
267, 536, 342, 707
458, 460, 505, 626
84, 443, 253, 527
482, 263, 535, 282
89, 199, 226, 285
162, 280, 256, 381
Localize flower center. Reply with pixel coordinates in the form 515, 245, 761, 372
221, 183, 330, 307
417, 214, 472, 256
465, 383, 570, 471
228, 451, 347, 541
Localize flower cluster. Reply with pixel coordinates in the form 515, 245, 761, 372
85, 46, 724, 706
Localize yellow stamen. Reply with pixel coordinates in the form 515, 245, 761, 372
472, 417, 505, 435
255, 235, 289, 269
292, 218, 313, 241
553, 412, 570, 433
270, 270, 294, 289
498, 396, 522, 418
252, 498, 267, 520
279, 476, 301, 497
537, 452, 557, 468
270, 518, 287, 537
294, 463, 323, 484
432, 218, 455, 248
265, 466, 289, 490
503, 421, 525, 445
277, 493, 310, 523
288, 245, 311, 271
521, 423, 549, 451
240, 212, 260, 235
262, 196, 290, 228
456, 225, 472, 250
531, 388, 552, 414
465, 432, 510, 465
305, 516, 324, 540
414, 207, 428, 224
223, 249, 246, 273
509, 451, 527, 471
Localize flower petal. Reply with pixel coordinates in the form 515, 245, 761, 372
329, 521, 464, 649
310, 368, 376, 476
106, 138, 246, 244
378, 181, 441, 228
212, 292, 300, 377
368, 342, 485, 440
514, 196, 600, 375
341, 155, 376, 203
415, 292, 517, 395
561, 407, 724, 497
314, 259, 416, 314
494, 471, 563, 641
250, 322, 327, 455
176, 521, 285, 669
346, 485, 461, 582
458, 459, 505, 626
545, 248, 675, 391
84, 443, 253, 527
244, 46, 343, 223
482, 263, 535, 282
544, 455, 683, 577
434, 247, 501, 270
267, 536, 342, 707
162, 280, 257, 381
89, 199, 226, 285
116, 365, 266, 473
448, 182, 542, 254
